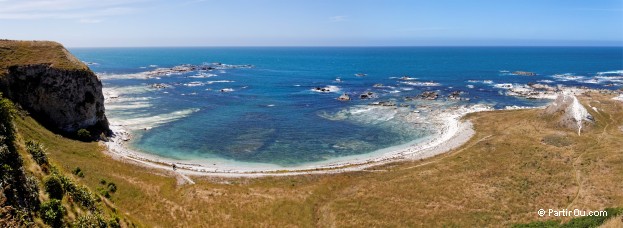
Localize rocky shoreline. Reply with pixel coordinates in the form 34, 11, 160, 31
101, 85, 622, 177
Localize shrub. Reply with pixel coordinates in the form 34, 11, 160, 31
24, 176, 41, 211
25, 140, 48, 166
69, 185, 96, 210
58, 175, 76, 193
76, 129, 91, 141
0, 98, 17, 145
40, 199, 64, 228
108, 215, 121, 228
99, 179, 107, 185
57, 175, 96, 211
44, 175, 64, 200
73, 213, 107, 228
107, 182, 117, 193
98, 188, 111, 199
562, 207, 623, 228
73, 167, 84, 178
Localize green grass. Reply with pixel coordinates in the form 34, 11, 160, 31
10, 92, 623, 227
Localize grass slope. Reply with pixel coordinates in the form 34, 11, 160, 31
13, 92, 623, 227
0, 40, 87, 74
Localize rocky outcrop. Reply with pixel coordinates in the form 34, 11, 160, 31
419, 91, 439, 100
0, 40, 109, 135
544, 93, 594, 135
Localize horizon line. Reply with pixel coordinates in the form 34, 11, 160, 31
67, 44, 623, 48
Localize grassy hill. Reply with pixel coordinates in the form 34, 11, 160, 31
4, 91, 621, 227
0, 40, 87, 74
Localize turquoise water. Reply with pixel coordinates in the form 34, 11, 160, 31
70, 47, 623, 166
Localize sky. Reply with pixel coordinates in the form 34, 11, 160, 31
0, 0, 622, 47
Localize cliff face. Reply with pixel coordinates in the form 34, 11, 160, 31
0, 40, 109, 134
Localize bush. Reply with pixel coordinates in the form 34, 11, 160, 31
25, 140, 48, 166
513, 207, 623, 228
99, 188, 111, 199
40, 199, 64, 228
0, 98, 17, 145
44, 175, 65, 200
73, 213, 107, 228
69, 185, 96, 210
58, 175, 76, 193
76, 129, 91, 141
107, 182, 117, 193
73, 167, 84, 178
562, 207, 623, 228
57, 174, 96, 211
108, 215, 121, 228
24, 176, 41, 211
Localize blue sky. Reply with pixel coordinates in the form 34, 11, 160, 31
0, 0, 622, 47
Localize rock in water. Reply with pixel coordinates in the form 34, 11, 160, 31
337, 93, 350, 101
0, 40, 110, 135
544, 92, 593, 135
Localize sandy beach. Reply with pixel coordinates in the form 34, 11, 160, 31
102, 104, 493, 178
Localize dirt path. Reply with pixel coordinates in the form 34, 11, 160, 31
566, 101, 614, 210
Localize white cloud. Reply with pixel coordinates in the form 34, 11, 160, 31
0, 0, 144, 22
330, 15, 347, 22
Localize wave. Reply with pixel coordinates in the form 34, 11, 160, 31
467, 80, 493, 84
184, 81, 204, 87
596, 70, 623, 76
207, 80, 235, 84
188, 73, 218, 78
103, 85, 153, 99
106, 101, 153, 110
552, 73, 585, 81
311, 85, 341, 93
551, 72, 622, 85
493, 83, 514, 89
400, 81, 441, 86
109, 108, 200, 131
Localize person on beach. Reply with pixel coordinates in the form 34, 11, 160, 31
172, 164, 177, 171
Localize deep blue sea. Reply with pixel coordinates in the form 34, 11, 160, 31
70, 47, 623, 167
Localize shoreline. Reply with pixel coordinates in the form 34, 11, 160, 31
102, 104, 492, 177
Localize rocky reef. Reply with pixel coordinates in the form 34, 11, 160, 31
0, 40, 109, 135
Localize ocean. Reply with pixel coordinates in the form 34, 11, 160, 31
70, 47, 623, 167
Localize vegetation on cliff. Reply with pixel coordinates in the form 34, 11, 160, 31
0, 96, 131, 227
0, 96, 40, 226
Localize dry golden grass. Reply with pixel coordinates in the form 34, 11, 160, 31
13, 92, 623, 227
0, 40, 87, 73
